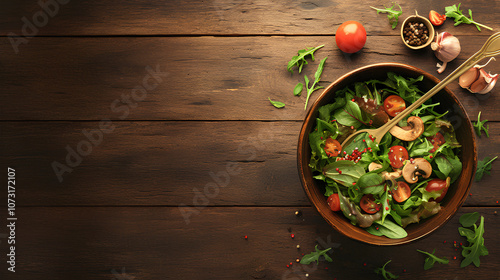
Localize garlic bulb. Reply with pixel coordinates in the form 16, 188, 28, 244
459, 57, 498, 94
431, 32, 461, 74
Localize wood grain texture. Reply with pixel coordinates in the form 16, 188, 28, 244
1, 207, 498, 280
0, 0, 499, 36
1, 121, 498, 206
1, 36, 499, 121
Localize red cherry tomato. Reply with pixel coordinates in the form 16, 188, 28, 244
425, 177, 450, 203
429, 10, 446, 26
327, 193, 341, 212
392, 181, 411, 203
360, 194, 381, 214
324, 138, 342, 157
388, 145, 409, 169
335, 21, 367, 53
383, 95, 406, 117
427, 132, 446, 153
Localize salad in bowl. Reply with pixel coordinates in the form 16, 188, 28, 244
297, 63, 476, 245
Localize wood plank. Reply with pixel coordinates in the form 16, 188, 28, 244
1, 121, 498, 206
1, 36, 500, 121
1, 206, 498, 279
0, 0, 499, 36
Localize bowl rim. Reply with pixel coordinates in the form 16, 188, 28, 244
297, 62, 477, 246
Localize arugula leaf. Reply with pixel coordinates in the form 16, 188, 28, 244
475, 156, 498, 181
473, 111, 489, 137
268, 97, 285, 108
370, 2, 403, 29
459, 212, 480, 228
459, 215, 488, 267
294, 83, 303, 96
304, 57, 327, 110
287, 45, 324, 73
300, 245, 333, 265
445, 4, 492, 31
417, 249, 449, 270
374, 260, 399, 280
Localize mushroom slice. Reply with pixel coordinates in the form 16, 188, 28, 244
402, 158, 432, 184
389, 116, 424, 141
368, 162, 383, 172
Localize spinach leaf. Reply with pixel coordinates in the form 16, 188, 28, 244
459, 212, 480, 228
357, 173, 385, 195
369, 220, 407, 239
417, 249, 449, 270
293, 83, 303, 96
333, 100, 366, 128
318, 97, 346, 121
268, 97, 285, 108
323, 160, 366, 187
300, 245, 333, 265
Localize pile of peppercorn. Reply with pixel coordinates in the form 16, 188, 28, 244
403, 21, 429, 46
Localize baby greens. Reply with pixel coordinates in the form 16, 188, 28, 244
268, 97, 285, 108
287, 45, 324, 73
374, 260, 399, 280
445, 4, 493, 31
300, 245, 333, 265
304, 57, 328, 110
473, 111, 489, 137
458, 213, 488, 267
417, 249, 449, 270
309, 72, 462, 239
370, 2, 403, 29
475, 156, 497, 181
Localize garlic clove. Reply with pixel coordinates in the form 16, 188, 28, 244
459, 68, 480, 88
476, 73, 498, 94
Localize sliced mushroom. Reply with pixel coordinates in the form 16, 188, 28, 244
368, 162, 402, 180
402, 158, 432, 184
389, 116, 424, 141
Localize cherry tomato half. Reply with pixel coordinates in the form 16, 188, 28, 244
383, 95, 406, 117
388, 145, 409, 169
392, 181, 411, 203
324, 138, 342, 157
427, 132, 445, 153
327, 193, 341, 212
360, 194, 381, 214
335, 21, 367, 53
429, 10, 446, 26
426, 177, 450, 203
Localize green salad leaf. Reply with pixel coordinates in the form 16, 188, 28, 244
300, 245, 333, 265
304, 57, 327, 110
294, 83, 303, 96
445, 4, 492, 31
370, 2, 403, 29
417, 249, 449, 270
287, 45, 324, 73
374, 260, 399, 280
268, 97, 285, 108
473, 111, 489, 137
459, 214, 488, 267
475, 156, 497, 181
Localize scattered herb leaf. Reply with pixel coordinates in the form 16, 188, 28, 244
294, 83, 304, 96
417, 249, 449, 270
370, 2, 403, 29
374, 260, 399, 280
459, 215, 488, 267
475, 156, 498, 181
268, 97, 285, 108
459, 212, 480, 228
300, 245, 333, 265
304, 57, 327, 110
287, 45, 325, 73
473, 111, 489, 137
445, 4, 492, 31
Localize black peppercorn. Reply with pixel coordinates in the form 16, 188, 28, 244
403, 21, 429, 47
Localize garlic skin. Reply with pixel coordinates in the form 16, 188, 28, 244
431, 32, 461, 74
459, 57, 498, 94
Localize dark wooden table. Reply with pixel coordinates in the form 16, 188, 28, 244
1, 1, 499, 279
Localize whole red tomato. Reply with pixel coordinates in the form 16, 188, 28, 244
336, 21, 367, 53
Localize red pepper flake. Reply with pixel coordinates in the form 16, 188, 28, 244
429, 155, 433, 159
286, 264, 290, 268
244, 235, 248, 240
290, 262, 293, 265
363, 263, 367, 266
453, 256, 457, 260
460, 243, 463, 246
403, 269, 407, 273
385, 206, 389, 211
352, 182, 356, 185
324, 267, 328, 270
496, 200, 499, 204
469, 193, 472, 196
351, 98, 355, 102
376, 227, 379, 230
350, 126, 355, 130
291, 234, 295, 239
443, 240, 447, 244
362, 139, 366, 142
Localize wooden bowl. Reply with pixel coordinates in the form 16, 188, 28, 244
401, 13, 435, 50
297, 63, 477, 245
